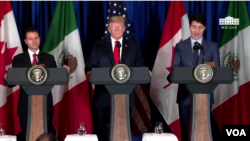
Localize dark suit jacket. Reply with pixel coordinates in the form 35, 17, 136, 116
85, 38, 145, 108
173, 37, 220, 105
5, 51, 57, 116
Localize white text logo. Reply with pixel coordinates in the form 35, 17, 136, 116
219, 16, 239, 25
226, 129, 246, 136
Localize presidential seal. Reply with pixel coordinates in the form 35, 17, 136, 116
111, 64, 130, 83
27, 65, 48, 85
194, 64, 213, 83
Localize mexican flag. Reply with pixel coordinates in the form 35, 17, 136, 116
212, 1, 250, 132
0, 1, 22, 135
42, 1, 93, 140
150, 2, 190, 141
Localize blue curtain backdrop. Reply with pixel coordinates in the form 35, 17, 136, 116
10, 1, 250, 69
10, 1, 250, 140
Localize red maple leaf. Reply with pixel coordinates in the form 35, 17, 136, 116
0, 41, 18, 87
163, 39, 182, 89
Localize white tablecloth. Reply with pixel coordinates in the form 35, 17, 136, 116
142, 133, 178, 141
0, 135, 16, 141
65, 134, 98, 141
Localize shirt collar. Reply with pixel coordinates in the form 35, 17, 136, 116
190, 36, 203, 46
111, 36, 123, 44
28, 49, 40, 56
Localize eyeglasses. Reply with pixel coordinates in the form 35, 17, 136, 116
191, 25, 205, 30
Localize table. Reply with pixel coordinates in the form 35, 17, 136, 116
0, 135, 16, 141
142, 133, 178, 141
65, 134, 98, 141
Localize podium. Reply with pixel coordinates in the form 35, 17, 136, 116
168, 67, 233, 141
6, 67, 69, 141
89, 67, 150, 141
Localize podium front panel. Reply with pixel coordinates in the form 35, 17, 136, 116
21, 86, 54, 95
105, 85, 136, 94
6, 68, 69, 85
185, 84, 218, 94
168, 67, 233, 84
90, 67, 150, 85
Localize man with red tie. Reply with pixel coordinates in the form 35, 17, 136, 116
4, 27, 69, 141
85, 16, 145, 141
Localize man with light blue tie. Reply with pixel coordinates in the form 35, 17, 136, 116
173, 13, 220, 141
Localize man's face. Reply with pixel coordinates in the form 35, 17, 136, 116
108, 22, 125, 40
189, 21, 206, 40
24, 32, 40, 51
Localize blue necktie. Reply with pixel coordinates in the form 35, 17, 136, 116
193, 41, 199, 65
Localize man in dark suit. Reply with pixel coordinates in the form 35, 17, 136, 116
173, 13, 220, 141
85, 16, 149, 141
4, 27, 69, 141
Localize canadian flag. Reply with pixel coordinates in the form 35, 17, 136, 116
150, 1, 190, 141
0, 1, 23, 135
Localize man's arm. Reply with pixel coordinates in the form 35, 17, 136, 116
4, 56, 18, 88
85, 42, 98, 73
134, 42, 145, 67
133, 42, 153, 76
213, 44, 221, 67
173, 43, 181, 67
51, 56, 57, 68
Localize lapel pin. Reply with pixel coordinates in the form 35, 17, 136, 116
205, 46, 207, 48
125, 45, 127, 47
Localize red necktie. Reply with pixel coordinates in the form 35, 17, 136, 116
114, 40, 119, 64
32, 53, 38, 65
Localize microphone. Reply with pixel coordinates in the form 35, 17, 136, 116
193, 42, 204, 64
116, 41, 121, 64
37, 51, 43, 65
116, 41, 121, 48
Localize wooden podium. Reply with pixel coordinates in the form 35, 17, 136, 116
89, 67, 150, 141
6, 67, 69, 141
168, 65, 233, 141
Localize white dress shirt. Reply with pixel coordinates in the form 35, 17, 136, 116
190, 36, 203, 56
28, 49, 40, 64
111, 36, 123, 60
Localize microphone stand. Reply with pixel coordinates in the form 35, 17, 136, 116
118, 48, 120, 64
193, 44, 204, 64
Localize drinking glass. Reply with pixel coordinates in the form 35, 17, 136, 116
154, 122, 163, 134
0, 124, 4, 136
78, 123, 86, 135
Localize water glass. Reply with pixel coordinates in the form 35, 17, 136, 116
154, 122, 163, 134
0, 124, 4, 136
78, 123, 86, 136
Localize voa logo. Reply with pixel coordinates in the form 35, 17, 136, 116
226, 129, 246, 136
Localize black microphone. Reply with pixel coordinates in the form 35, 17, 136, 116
116, 41, 121, 64
193, 43, 204, 64
37, 51, 43, 65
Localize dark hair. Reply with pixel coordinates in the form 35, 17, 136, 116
24, 27, 40, 39
189, 13, 206, 26
35, 133, 57, 141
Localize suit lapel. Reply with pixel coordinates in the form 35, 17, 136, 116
39, 51, 46, 66
24, 51, 32, 67
184, 38, 196, 65
121, 39, 128, 64
105, 38, 115, 65
198, 38, 208, 64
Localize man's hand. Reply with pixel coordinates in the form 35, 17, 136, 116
63, 65, 70, 73
4, 73, 7, 80
149, 70, 152, 77
86, 71, 91, 80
